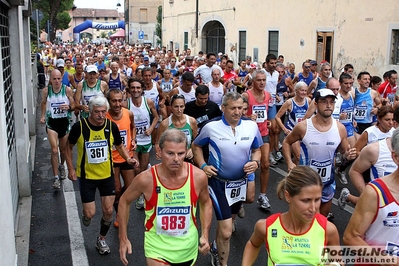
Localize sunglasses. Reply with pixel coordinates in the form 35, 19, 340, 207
171, 94, 185, 100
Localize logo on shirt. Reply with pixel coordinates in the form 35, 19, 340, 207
272, 229, 277, 237
309, 142, 319, 145
158, 206, 190, 215
86, 140, 107, 148
282, 236, 293, 249
326, 141, 335, 145
383, 211, 399, 227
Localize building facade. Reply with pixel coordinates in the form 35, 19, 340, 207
124, 0, 161, 45
162, 0, 399, 77
60, 8, 124, 43
0, 0, 36, 265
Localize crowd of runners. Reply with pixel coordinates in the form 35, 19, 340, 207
37, 40, 399, 265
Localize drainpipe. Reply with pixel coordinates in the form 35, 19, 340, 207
195, 0, 198, 38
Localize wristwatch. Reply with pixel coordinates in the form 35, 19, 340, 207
252, 160, 260, 169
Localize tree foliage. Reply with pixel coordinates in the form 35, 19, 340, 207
155, 5, 162, 47
32, 0, 73, 42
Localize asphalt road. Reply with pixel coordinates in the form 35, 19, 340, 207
29, 89, 355, 266
29, 120, 355, 266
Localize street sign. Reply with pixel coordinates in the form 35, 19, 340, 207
138, 31, 144, 40
31, 9, 44, 23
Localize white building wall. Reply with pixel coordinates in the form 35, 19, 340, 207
163, 0, 399, 77
0, 7, 17, 264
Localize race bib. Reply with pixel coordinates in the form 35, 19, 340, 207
354, 105, 367, 120
50, 102, 67, 118
309, 159, 332, 183
340, 107, 353, 124
276, 93, 284, 106
388, 93, 395, 104
295, 113, 305, 124
85, 140, 108, 164
113, 130, 127, 150
269, 93, 276, 107
83, 94, 96, 105
156, 206, 190, 236
120, 130, 127, 147
225, 179, 247, 206
253, 105, 267, 123
135, 120, 149, 136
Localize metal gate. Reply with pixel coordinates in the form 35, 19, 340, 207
202, 21, 225, 54
0, 3, 18, 220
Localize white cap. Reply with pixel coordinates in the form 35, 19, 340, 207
315, 88, 337, 101
86, 65, 98, 73
56, 59, 65, 68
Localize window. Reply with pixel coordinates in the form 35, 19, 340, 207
316, 31, 334, 65
96, 17, 100, 20
184, 32, 188, 51
104, 17, 108, 21
140, 8, 148, 23
268, 31, 279, 57
391, 30, 399, 65
112, 17, 116, 20
238, 31, 246, 62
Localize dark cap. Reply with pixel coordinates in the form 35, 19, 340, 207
310, 60, 318, 65
315, 88, 337, 102
185, 56, 194, 61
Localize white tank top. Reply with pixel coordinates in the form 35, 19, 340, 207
207, 82, 224, 106
129, 97, 152, 145
300, 118, 341, 185
370, 138, 397, 180
144, 81, 159, 107
365, 125, 394, 144
177, 87, 196, 103
364, 179, 399, 247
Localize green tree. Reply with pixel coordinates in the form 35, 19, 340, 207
100, 31, 108, 39
155, 5, 162, 47
33, 0, 74, 42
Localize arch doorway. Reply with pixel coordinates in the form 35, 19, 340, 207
202, 21, 225, 54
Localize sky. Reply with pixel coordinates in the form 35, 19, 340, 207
73, 0, 124, 11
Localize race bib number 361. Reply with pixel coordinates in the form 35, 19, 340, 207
85, 140, 108, 164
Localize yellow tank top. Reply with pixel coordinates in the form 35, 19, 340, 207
76, 118, 114, 180
144, 163, 198, 264
266, 213, 327, 265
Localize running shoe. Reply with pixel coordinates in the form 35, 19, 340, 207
257, 194, 271, 209
237, 205, 245, 218
82, 215, 91, 227
338, 188, 350, 210
275, 151, 283, 161
135, 194, 144, 210
278, 141, 283, 150
335, 168, 348, 185
113, 214, 119, 228
58, 165, 66, 180
52, 178, 60, 189
210, 240, 220, 266
96, 237, 110, 255
269, 155, 278, 166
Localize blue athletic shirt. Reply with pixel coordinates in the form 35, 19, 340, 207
298, 72, 314, 86
354, 87, 373, 123
194, 115, 263, 181
285, 98, 309, 131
